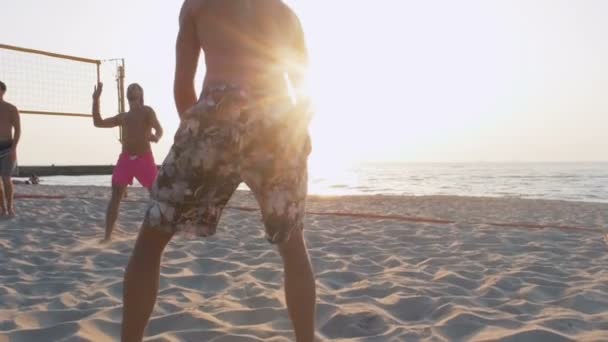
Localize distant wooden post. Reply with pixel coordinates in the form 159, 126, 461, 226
117, 59, 126, 142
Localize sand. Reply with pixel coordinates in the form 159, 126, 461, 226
0, 185, 607, 341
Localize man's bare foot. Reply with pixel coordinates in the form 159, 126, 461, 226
7, 209, 15, 218
100, 237, 111, 244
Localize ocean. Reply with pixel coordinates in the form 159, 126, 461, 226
19, 162, 608, 203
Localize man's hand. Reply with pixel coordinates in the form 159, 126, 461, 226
9, 148, 16, 162
92, 82, 103, 100
149, 134, 160, 143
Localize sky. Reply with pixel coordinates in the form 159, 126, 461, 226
1, 0, 607, 166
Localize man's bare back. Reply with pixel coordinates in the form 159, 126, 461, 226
175, 0, 308, 115
0, 101, 19, 142
0, 81, 21, 217
120, 3, 315, 341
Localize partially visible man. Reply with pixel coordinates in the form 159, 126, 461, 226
0, 81, 21, 218
92, 82, 163, 241
121, 1, 315, 341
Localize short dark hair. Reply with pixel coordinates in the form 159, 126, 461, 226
0, 81, 5, 92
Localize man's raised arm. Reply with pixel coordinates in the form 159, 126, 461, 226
92, 82, 122, 128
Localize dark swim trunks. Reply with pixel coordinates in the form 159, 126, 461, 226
0, 140, 15, 177
144, 84, 311, 244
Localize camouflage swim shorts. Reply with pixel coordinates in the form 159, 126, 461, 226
144, 85, 311, 244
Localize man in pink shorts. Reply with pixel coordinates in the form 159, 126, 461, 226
92, 82, 163, 242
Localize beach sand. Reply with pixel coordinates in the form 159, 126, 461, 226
0, 185, 607, 341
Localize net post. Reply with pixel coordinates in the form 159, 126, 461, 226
96, 61, 101, 84
116, 59, 126, 142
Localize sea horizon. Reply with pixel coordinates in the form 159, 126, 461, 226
15, 161, 608, 204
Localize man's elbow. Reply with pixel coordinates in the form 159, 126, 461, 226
174, 95, 191, 116
174, 83, 192, 100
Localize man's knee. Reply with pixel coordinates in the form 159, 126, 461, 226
277, 224, 308, 261
132, 226, 173, 260
2, 177, 13, 190
111, 186, 126, 200
264, 214, 302, 245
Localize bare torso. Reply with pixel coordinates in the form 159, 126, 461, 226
0, 101, 17, 141
186, 0, 299, 97
120, 106, 154, 156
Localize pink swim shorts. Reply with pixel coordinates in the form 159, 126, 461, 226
112, 151, 158, 189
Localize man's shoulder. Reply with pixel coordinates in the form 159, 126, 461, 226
0, 101, 18, 114
0, 101, 17, 109
181, 0, 205, 18
189, 0, 293, 14
271, 1, 301, 30
142, 105, 156, 115
277, 1, 296, 13
114, 111, 127, 122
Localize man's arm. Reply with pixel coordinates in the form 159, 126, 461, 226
148, 107, 164, 143
10, 106, 20, 161
92, 82, 123, 128
174, 1, 201, 118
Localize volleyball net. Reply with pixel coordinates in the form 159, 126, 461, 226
0, 44, 127, 166
0, 44, 125, 118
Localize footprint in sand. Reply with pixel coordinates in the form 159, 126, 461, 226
321, 311, 390, 339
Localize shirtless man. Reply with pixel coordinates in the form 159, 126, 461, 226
92, 82, 163, 241
121, 1, 315, 341
0, 81, 21, 218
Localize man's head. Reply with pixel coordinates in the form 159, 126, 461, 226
0, 81, 6, 98
127, 83, 144, 108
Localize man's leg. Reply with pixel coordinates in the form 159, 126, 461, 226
278, 228, 316, 342
0, 179, 6, 216
2, 176, 14, 216
244, 126, 315, 341
121, 226, 173, 342
103, 185, 127, 241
